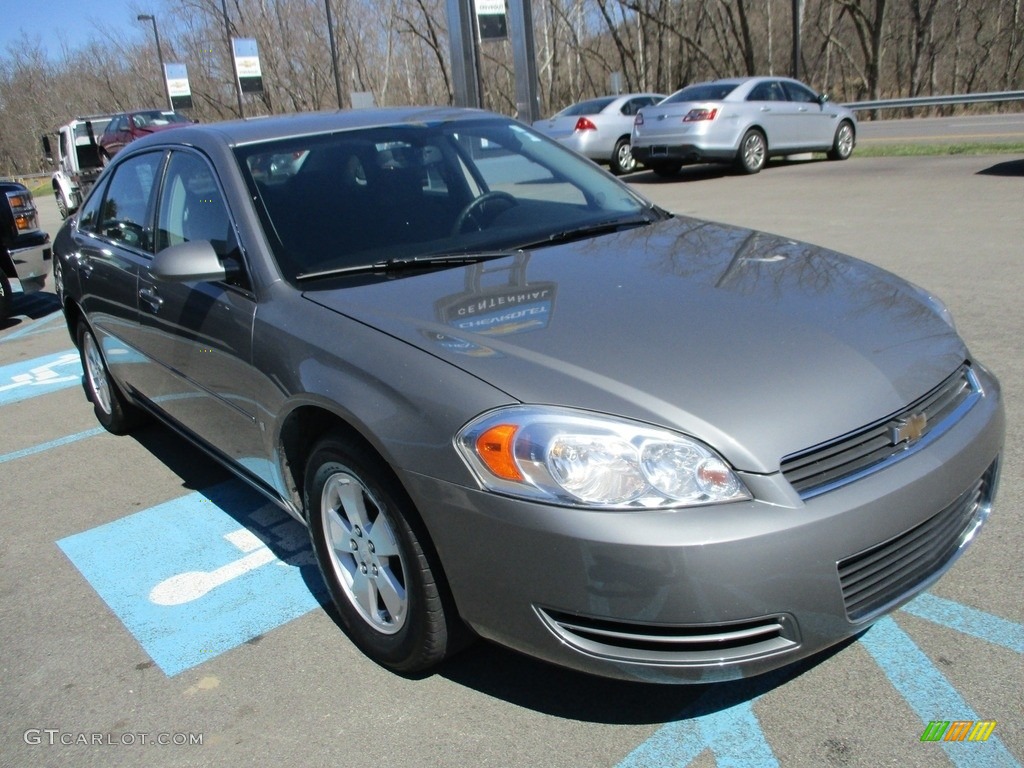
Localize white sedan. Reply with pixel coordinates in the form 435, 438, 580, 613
533, 93, 666, 175
632, 76, 857, 176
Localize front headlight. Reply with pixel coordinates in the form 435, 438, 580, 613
455, 406, 750, 509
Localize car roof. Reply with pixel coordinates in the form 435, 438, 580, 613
155, 107, 503, 148
693, 76, 818, 91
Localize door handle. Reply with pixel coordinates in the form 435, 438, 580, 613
139, 287, 164, 313
760, 106, 772, 112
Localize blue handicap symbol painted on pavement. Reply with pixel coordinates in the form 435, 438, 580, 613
57, 480, 326, 676
0, 349, 82, 406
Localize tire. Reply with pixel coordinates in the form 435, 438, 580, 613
650, 161, 682, 178
77, 322, 143, 434
52, 254, 64, 305
304, 435, 467, 673
0, 272, 11, 322
54, 190, 69, 220
609, 137, 637, 175
828, 120, 855, 161
736, 129, 767, 174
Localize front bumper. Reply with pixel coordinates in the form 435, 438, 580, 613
6, 232, 51, 292
403, 364, 1003, 683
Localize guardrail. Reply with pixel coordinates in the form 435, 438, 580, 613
844, 90, 1024, 111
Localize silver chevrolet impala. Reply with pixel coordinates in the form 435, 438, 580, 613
53, 108, 1003, 684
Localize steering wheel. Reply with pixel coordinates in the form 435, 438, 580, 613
452, 191, 518, 235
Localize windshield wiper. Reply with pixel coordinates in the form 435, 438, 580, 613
296, 251, 516, 282
515, 214, 659, 250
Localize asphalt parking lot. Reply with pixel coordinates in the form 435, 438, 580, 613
2, 153, 1021, 768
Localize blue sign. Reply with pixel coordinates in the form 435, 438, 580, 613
57, 481, 325, 676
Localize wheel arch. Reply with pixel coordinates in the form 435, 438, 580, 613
277, 404, 408, 523
737, 123, 768, 151
283, 404, 469, 624
61, 296, 86, 346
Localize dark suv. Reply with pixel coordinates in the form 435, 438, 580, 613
98, 109, 193, 163
0, 182, 50, 321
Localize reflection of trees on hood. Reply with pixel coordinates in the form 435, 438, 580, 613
616, 217, 945, 334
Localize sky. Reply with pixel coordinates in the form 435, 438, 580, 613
0, 0, 170, 60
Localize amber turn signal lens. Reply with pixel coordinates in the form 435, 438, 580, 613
475, 423, 522, 481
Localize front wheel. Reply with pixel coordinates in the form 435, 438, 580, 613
828, 120, 855, 160
54, 190, 69, 220
305, 435, 466, 673
609, 137, 637, 175
736, 129, 767, 174
77, 322, 143, 434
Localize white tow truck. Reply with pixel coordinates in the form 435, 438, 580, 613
41, 114, 114, 219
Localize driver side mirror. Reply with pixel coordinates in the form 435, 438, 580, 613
153, 240, 232, 283
818, 93, 831, 105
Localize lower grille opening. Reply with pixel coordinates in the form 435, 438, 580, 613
838, 460, 998, 623
536, 608, 799, 665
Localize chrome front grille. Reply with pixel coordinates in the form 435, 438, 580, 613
837, 460, 997, 623
535, 608, 799, 664
782, 364, 979, 499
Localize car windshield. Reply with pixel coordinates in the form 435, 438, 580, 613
554, 97, 617, 117
663, 83, 739, 103
236, 118, 656, 283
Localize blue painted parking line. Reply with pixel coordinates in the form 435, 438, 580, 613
0, 349, 81, 405
860, 616, 1019, 768
901, 593, 1024, 653
616, 596, 1024, 768
618, 694, 779, 768
0, 427, 105, 465
57, 480, 326, 676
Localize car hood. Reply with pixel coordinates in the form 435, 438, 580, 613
303, 217, 966, 473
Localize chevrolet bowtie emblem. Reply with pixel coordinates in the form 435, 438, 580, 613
890, 412, 928, 446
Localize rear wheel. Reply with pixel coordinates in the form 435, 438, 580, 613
77, 322, 143, 434
610, 137, 637, 175
736, 129, 767, 174
305, 435, 468, 673
828, 120, 855, 160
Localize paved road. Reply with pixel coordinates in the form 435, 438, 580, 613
857, 112, 1024, 145
1, 154, 1021, 768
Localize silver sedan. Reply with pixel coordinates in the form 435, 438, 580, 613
533, 93, 666, 175
632, 76, 857, 176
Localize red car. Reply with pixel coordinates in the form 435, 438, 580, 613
98, 109, 193, 163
